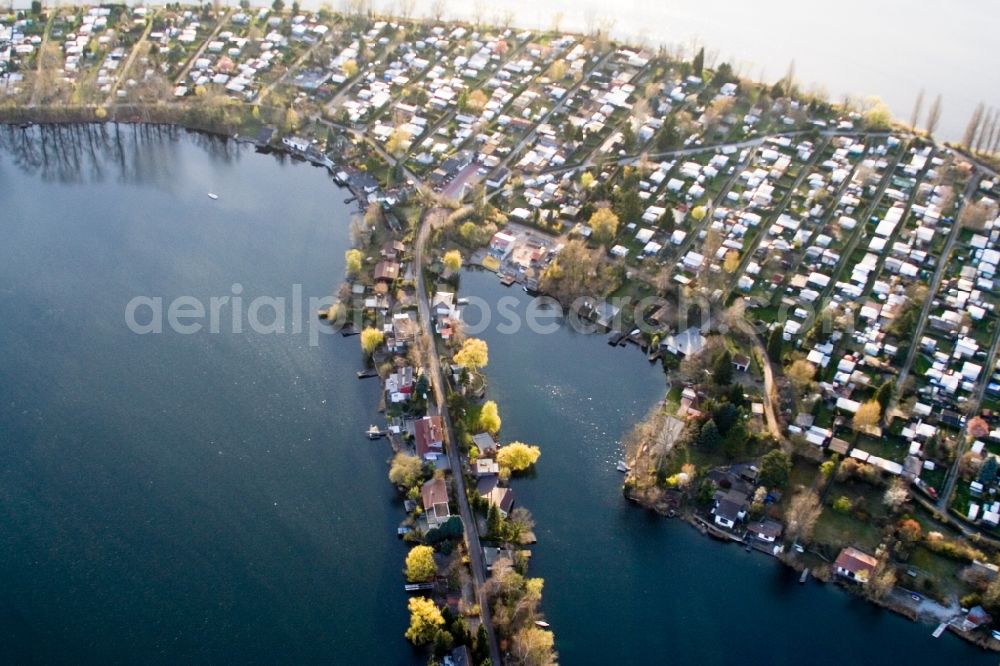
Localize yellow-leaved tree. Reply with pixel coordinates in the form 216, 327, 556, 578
852, 400, 881, 432
479, 400, 501, 434
454, 337, 488, 372
345, 248, 363, 276
360, 327, 384, 357
497, 442, 541, 474
589, 207, 619, 244
404, 545, 437, 582
404, 596, 444, 645
443, 250, 462, 273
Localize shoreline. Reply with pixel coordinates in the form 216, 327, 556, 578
3, 3, 998, 657
9, 113, 998, 658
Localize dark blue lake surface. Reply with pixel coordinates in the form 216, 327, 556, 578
0, 125, 414, 664
0, 125, 993, 664
459, 268, 994, 665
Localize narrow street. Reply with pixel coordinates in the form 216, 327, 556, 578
415, 208, 502, 666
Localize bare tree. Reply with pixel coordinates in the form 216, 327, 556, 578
962, 102, 985, 149
909, 89, 924, 131
925, 94, 942, 137
783, 59, 796, 97
550, 11, 563, 34
396, 0, 415, 19
429, 0, 446, 22
975, 108, 996, 154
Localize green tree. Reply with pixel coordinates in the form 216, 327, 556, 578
723, 421, 748, 460
272, 0, 285, 11
766, 328, 783, 363
698, 419, 722, 448
874, 380, 894, 411
819, 454, 839, 480
486, 503, 501, 538
833, 496, 852, 514
712, 403, 739, 435
692, 47, 704, 78
405, 597, 445, 645
405, 545, 437, 582
713, 349, 734, 386
980, 456, 999, 484
759, 449, 791, 488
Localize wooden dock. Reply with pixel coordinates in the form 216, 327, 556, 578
799, 568, 810, 584
932, 622, 948, 638
404, 582, 434, 592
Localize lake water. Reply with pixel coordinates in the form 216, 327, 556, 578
0, 125, 415, 664
0, 127, 993, 664
458, 268, 993, 664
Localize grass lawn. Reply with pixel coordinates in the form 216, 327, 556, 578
813, 507, 882, 552
906, 546, 966, 601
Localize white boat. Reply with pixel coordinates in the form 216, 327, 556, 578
616, 460, 630, 473
534, 620, 550, 629
366, 425, 386, 440
207, 192, 219, 200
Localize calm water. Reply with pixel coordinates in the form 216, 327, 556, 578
459, 269, 993, 665
0, 126, 993, 664
0, 125, 415, 664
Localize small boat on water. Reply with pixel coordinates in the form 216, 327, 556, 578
357, 368, 378, 379
534, 621, 550, 629
207, 192, 219, 200
366, 425, 386, 439
616, 460, 630, 473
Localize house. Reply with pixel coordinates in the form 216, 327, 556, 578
732, 354, 751, 372
490, 231, 516, 260
381, 240, 406, 261
444, 645, 472, 666
746, 519, 783, 543
712, 489, 749, 529
713, 498, 744, 529
664, 327, 705, 357
415, 415, 444, 460
374, 260, 400, 283
960, 606, 992, 632
421, 476, 451, 527
472, 432, 498, 455
834, 546, 878, 583
484, 485, 514, 517
476, 458, 500, 477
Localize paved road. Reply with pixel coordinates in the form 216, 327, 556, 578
890, 169, 983, 421
415, 209, 502, 666
106, 12, 155, 104
173, 9, 234, 87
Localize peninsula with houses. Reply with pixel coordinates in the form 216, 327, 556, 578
6, 2, 1000, 662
